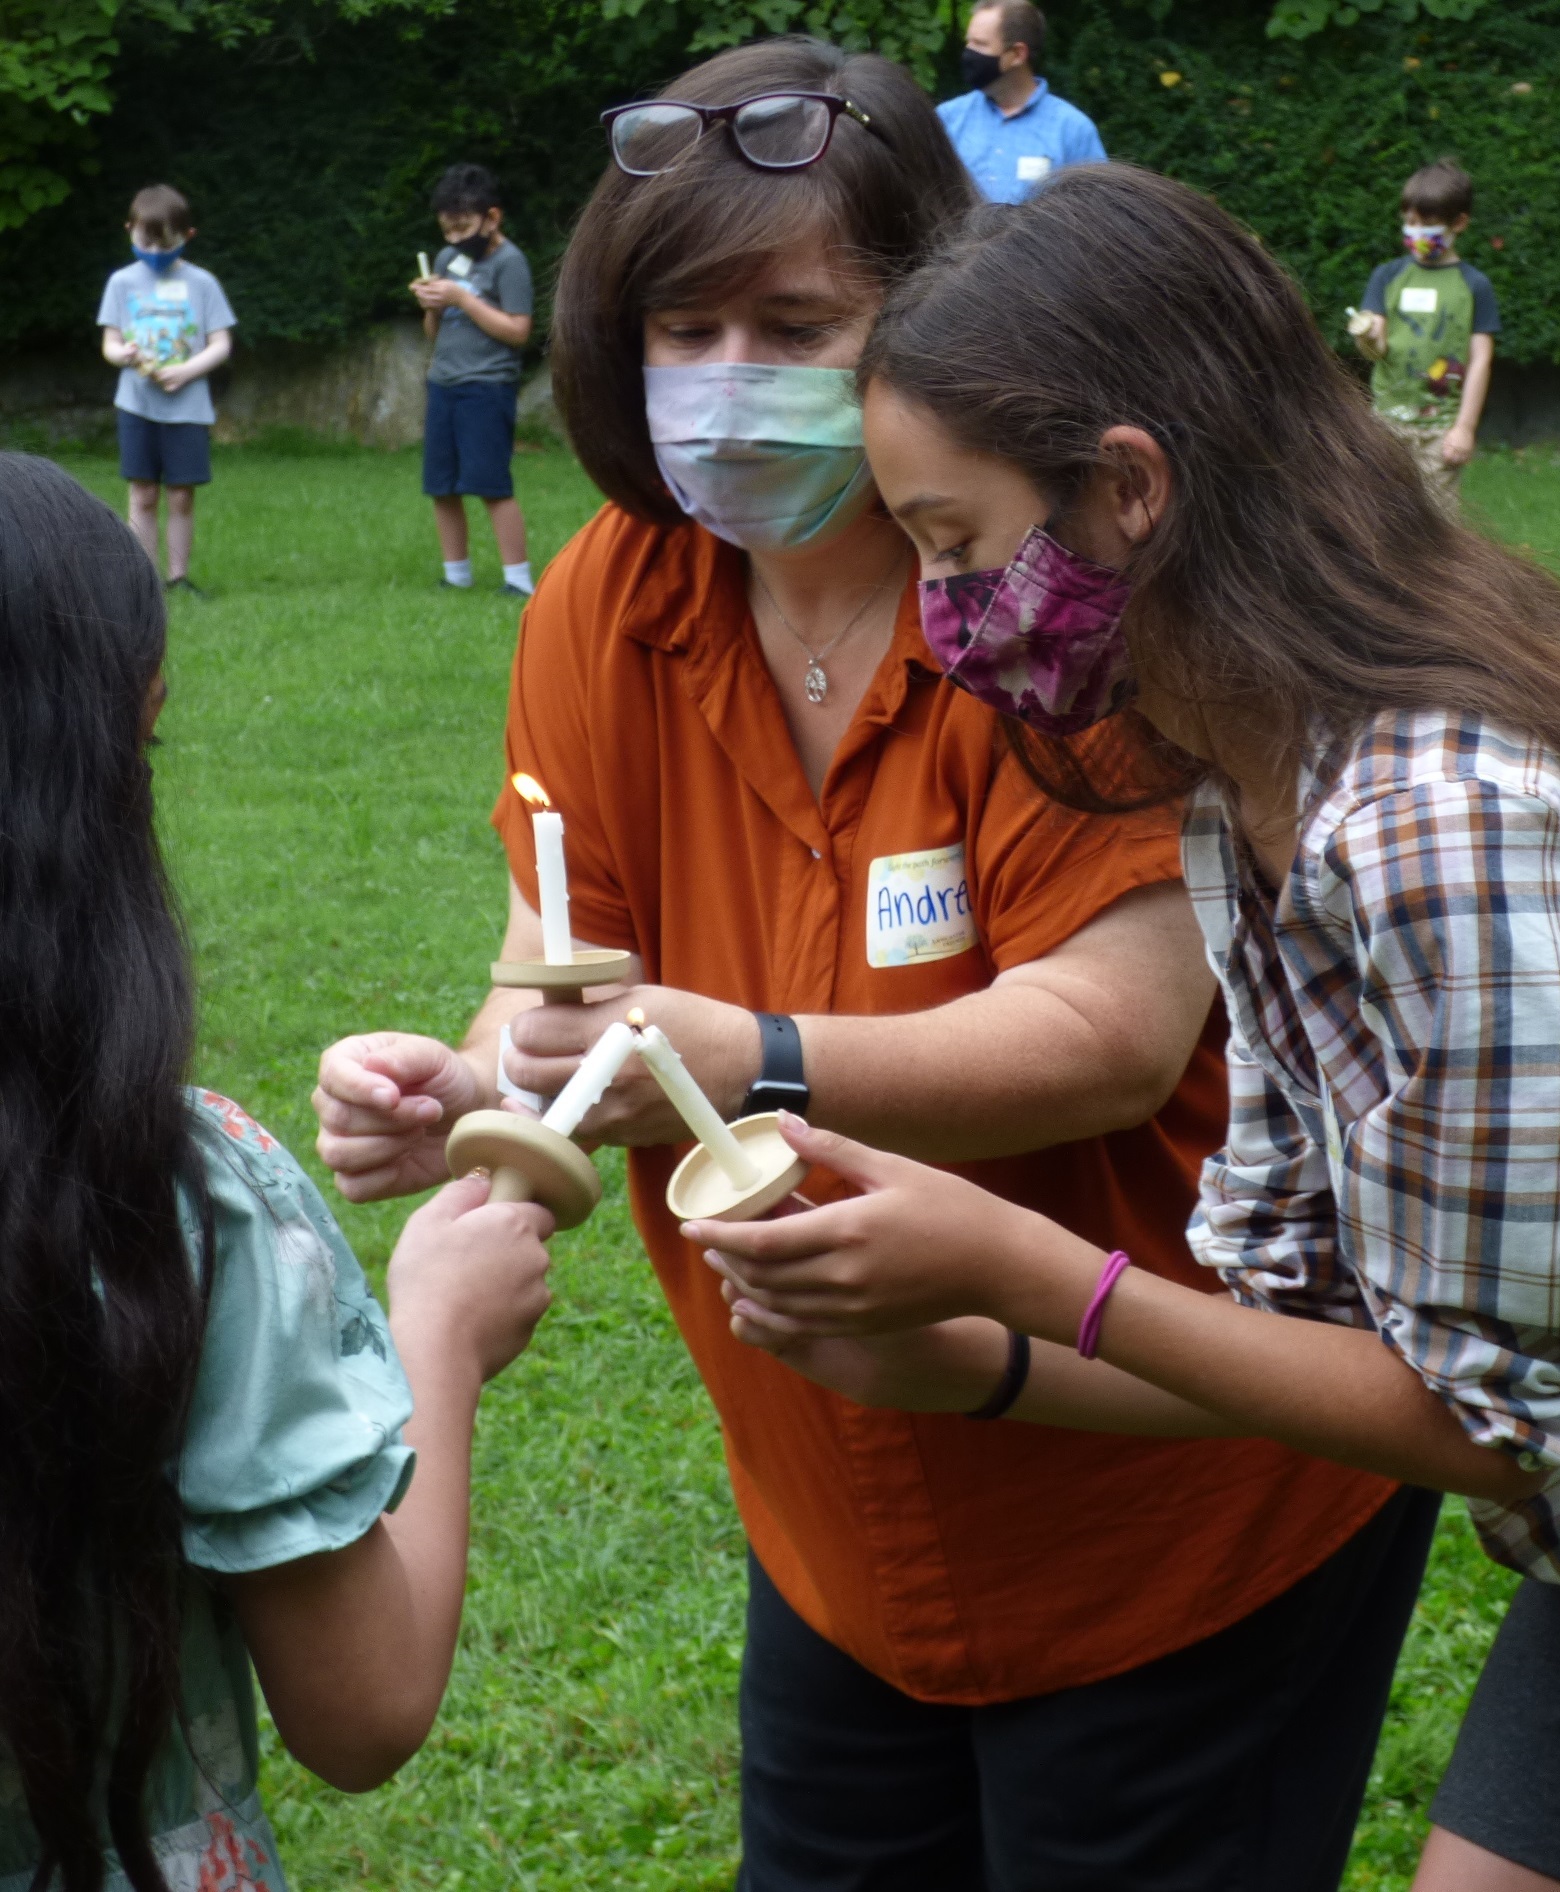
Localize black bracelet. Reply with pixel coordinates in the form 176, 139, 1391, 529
964, 1330, 1031, 1421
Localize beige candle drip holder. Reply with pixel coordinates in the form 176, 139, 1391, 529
491, 948, 634, 1007
444, 1109, 601, 1230
665, 1112, 809, 1224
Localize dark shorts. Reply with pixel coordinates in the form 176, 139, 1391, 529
422, 378, 517, 500
738, 1486, 1442, 1892
116, 411, 212, 487
1431, 1575, 1560, 1875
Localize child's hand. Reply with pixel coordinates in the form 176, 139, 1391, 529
413, 277, 466, 312
388, 1173, 554, 1384
728, 1299, 1013, 1413
1441, 424, 1476, 467
153, 362, 194, 392
686, 1116, 1062, 1339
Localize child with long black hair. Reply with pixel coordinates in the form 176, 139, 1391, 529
0, 452, 555, 1890
689, 168, 1560, 1892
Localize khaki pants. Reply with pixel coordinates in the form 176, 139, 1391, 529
1386, 419, 1463, 517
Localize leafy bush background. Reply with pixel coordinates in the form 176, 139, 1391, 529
2, 0, 1556, 362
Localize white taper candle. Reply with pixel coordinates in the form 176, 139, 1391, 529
633, 1024, 760, 1188
533, 809, 573, 965
540, 1021, 637, 1139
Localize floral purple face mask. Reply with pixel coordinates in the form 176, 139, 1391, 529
917, 523, 1136, 735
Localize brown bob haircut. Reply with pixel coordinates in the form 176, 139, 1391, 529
1402, 158, 1473, 223
127, 184, 193, 247
552, 36, 974, 523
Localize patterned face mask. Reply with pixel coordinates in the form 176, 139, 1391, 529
917, 523, 1135, 736
1402, 222, 1448, 265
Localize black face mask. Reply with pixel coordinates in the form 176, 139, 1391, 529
961, 46, 1005, 91
452, 228, 492, 262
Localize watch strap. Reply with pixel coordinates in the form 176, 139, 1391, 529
742, 1011, 810, 1118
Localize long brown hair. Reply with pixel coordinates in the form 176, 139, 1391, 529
860, 167, 1560, 804
553, 36, 974, 521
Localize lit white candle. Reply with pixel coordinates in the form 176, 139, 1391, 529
540, 1021, 636, 1139
632, 1020, 760, 1188
533, 810, 573, 964
513, 774, 573, 965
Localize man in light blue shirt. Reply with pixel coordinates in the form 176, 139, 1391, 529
937, 2, 1106, 205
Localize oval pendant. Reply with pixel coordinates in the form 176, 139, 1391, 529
804, 662, 828, 705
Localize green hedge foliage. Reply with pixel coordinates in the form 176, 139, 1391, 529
5, 0, 1557, 364
1050, 0, 1560, 361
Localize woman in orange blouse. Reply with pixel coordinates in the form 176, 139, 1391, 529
314, 39, 1429, 1891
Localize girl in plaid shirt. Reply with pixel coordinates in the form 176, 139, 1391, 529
693, 167, 1560, 1892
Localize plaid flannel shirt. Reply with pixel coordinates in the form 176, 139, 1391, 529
1183, 710, 1560, 1583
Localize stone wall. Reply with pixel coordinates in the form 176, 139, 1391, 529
0, 320, 561, 450
0, 322, 1553, 453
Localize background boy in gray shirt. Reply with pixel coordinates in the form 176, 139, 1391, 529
411, 164, 535, 595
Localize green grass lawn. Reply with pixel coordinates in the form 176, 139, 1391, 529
48, 439, 1555, 1889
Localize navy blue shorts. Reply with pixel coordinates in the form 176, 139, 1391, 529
116, 411, 212, 487
422, 379, 518, 500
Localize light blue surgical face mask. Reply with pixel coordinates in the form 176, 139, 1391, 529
644, 362, 876, 551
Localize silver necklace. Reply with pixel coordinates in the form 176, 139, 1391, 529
751, 553, 904, 705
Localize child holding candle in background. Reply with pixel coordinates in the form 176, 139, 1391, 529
0, 453, 555, 1892
411, 164, 536, 597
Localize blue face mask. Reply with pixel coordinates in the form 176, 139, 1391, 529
644, 362, 876, 552
132, 241, 185, 274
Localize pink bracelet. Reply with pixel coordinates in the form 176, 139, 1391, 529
1077, 1250, 1132, 1359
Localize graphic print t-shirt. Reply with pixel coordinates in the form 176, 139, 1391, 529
96, 260, 237, 425
427, 237, 533, 387
1361, 256, 1500, 426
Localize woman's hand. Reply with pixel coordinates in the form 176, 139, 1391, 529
388, 1173, 554, 1384
688, 1115, 1095, 1339
504, 985, 761, 1145
314, 1031, 482, 1201
729, 1293, 1014, 1412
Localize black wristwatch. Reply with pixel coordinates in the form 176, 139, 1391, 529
741, 1012, 811, 1118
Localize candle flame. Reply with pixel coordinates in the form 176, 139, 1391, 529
512, 771, 552, 809
626, 1007, 646, 1029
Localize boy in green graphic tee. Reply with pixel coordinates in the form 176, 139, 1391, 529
1356, 159, 1499, 515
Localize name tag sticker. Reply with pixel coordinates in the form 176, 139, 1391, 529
867, 843, 977, 969
447, 253, 473, 278
155, 281, 189, 302
1400, 286, 1438, 313
1016, 154, 1052, 182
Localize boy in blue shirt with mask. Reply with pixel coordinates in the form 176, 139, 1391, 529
937, 1, 1105, 204
98, 184, 235, 595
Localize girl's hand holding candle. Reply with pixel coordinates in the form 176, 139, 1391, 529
628, 1010, 809, 1221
